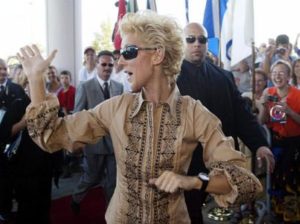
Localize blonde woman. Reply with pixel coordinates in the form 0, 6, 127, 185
18, 11, 262, 223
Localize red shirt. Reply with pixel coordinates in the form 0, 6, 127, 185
57, 85, 76, 113
267, 86, 300, 137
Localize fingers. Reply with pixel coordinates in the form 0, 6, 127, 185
32, 44, 41, 56
46, 49, 58, 65
149, 171, 181, 193
16, 53, 24, 63
25, 45, 35, 56
20, 47, 30, 59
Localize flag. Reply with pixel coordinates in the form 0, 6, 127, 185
185, 0, 189, 23
113, 0, 126, 50
127, 0, 138, 13
203, 0, 227, 57
203, 0, 254, 69
146, 0, 157, 12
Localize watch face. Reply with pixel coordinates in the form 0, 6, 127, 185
198, 173, 209, 181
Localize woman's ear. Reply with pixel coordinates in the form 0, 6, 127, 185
152, 47, 165, 65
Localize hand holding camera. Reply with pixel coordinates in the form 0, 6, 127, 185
267, 96, 287, 124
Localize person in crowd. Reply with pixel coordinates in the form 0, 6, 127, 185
258, 59, 300, 222
231, 58, 252, 93
291, 58, 300, 89
0, 60, 62, 224
9, 64, 23, 82
71, 50, 123, 214
18, 11, 262, 224
111, 49, 131, 92
262, 34, 294, 78
176, 22, 274, 224
57, 70, 77, 178
78, 46, 97, 84
242, 68, 268, 107
46, 65, 62, 95
293, 33, 300, 57
57, 70, 76, 116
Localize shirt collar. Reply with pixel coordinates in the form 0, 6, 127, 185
96, 75, 110, 87
0, 79, 8, 88
130, 84, 181, 118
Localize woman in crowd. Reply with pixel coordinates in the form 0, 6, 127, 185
78, 47, 97, 83
18, 11, 262, 224
46, 65, 62, 95
258, 59, 300, 222
291, 58, 300, 89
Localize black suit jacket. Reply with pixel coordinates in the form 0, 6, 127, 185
177, 59, 268, 175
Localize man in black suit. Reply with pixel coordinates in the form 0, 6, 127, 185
176, 23, 275, 224
0, 61, 62, 224
0, 59, 26, 222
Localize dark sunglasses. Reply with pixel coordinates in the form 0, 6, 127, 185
185, 35, 208, 44
120, 45, 157, 60
101, 63, 114, 67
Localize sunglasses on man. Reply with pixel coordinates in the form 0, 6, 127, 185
101, 63, 114, 67
185, 35, 208, 44
120, 45, 157, 60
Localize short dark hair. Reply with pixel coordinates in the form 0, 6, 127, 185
97, 50, 114, 60
113, 49, 120, 55
84, 46, 95, 55
60, 70, 72, 77
275, 34, 289, 46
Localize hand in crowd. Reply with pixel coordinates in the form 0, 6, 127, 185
149, 171, 199, 193
265, 45, 276, 60
277, 101, 292, 115
256, 146, 275, 173
16, 45, 57, 81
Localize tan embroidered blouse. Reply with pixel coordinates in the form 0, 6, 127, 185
26, 86, 262, 224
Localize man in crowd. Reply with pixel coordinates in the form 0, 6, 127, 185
177, 22, 275, 224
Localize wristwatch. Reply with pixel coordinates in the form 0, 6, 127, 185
197, 172, 210, 193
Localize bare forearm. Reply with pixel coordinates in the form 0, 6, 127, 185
288, 110, 300, 124
192, 174, 231, 195
28, 78, 46, 105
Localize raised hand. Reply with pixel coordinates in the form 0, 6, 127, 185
16, 45, 57, 81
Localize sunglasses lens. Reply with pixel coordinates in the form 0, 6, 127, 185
121, 47, 138, 60
186, 36, 196, 44
198, 36, 207, 44
101, 63, 114, 67
186, 36, 207, 44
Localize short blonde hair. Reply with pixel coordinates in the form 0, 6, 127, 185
119, 11, 184, 83
270, 59, 292, 76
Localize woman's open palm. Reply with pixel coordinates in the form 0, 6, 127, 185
17, 45, 57, 80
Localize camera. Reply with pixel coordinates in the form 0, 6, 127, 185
267, 95, 286, 123
275, 47, 286, 55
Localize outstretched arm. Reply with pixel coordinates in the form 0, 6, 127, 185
17, 45, 57, 105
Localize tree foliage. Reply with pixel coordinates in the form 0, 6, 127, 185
91, 20, 114, 52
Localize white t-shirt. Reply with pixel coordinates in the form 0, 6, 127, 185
78, 66, 97, 83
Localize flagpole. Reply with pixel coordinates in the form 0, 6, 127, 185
251, 41, 256, 112
218, 0, 222, 67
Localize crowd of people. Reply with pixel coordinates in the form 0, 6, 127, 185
0, 9, 299, 224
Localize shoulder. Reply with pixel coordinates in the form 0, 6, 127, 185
7, 81, 25, 95
111, 79, 123, 88
96, 92, 136, 112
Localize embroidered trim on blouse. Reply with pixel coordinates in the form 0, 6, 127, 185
27, 106, 59, 138
124, 96, 182, 223
210, 161, 258, 206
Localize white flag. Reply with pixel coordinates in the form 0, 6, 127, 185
220, 0, 254, 69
